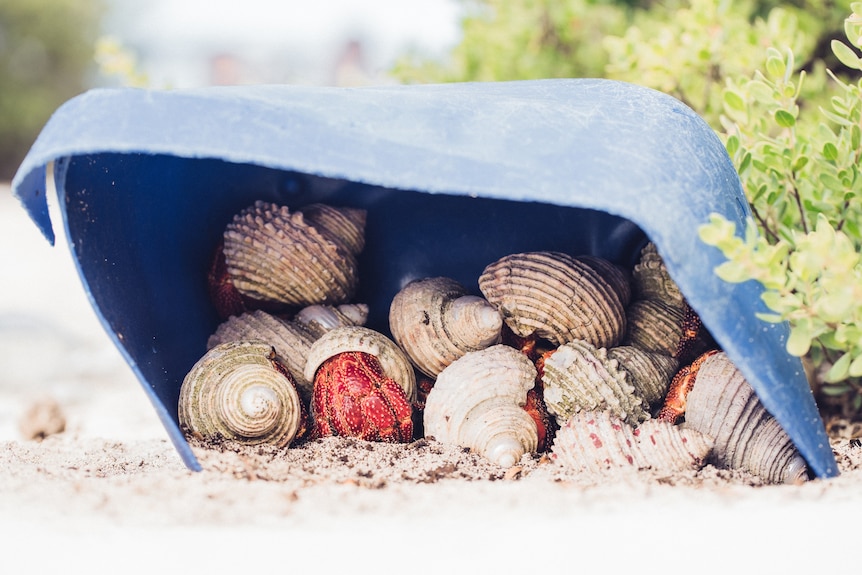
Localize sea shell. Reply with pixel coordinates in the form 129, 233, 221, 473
551, 410, 713, 474
300, 203, 367, 256
423, 344, 539, 467
576, 255, 632, 308
295, 303, 369, 340
683, 352, 809, 484
622, 298, 686, 357
606, 345, 679, 412
222, 201, 365, 308
631, 242, 686, 311
541, 339, 650, 426
178, 340, 306, 447
389, 276, 503, 378
304, 326, 417, 403
478, 251, 626, 348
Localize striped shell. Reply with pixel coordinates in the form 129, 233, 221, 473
301, 203, 367, 256
178, 340, 305, 447
622, 298, 686, 357
551, 410, 713, 473
606, 345, 679, 412
631, 242, 686, 311
577, 255, 632, 308
541, 339, 650, 426
389, 277, 503, 378
222, 201, 365, 308
478, 251, 626, 348
304, 326, 417, 403
207, 304, 368, 399
423, 345, 539, 467
683, 352, 809, 484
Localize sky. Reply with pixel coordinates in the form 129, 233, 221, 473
105, 0, 464, 88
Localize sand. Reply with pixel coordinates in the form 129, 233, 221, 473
2, 183, 861, 573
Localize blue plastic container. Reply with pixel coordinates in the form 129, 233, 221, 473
11, 79, 839, 477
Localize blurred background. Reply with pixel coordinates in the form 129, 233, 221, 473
2, 0, 860, 441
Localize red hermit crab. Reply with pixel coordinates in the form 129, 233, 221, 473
304, 326, 416, 442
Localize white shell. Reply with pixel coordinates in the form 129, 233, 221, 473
389, 277, 502, 378
423, 345, 539, 467
552, 410, 713, 473
304, 326, 417, 403
683, 352, 809, 484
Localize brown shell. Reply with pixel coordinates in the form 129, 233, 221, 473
478, 251, 626, 348
178, 341, 304, 447
576, 255, 632, 308
423, 345, 539, 468
222, 201, 362, 307
389, 277, 502, 378
300, 203, 367, 256
541, 339, 650, 426
622, 298, 686, 357
295, 303, 369, 340
607, 345, 679, 412
683, 352, 809, 484
551, 410, 713, 474
631, 242, 686, 311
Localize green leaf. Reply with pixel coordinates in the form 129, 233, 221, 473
820, 172, 844, 190
849, 354, 862, 378
726, 135, 739, 156
747, 80, 775, 104
774, 109, 795, 127
832, 39, 862, 71
825, 353, 852, 383
755, 312, 784, 323
766, 48, 786, 79
822, 142, 839, 161
786, 324, 813, 356
723, 90, 746, 112
852, 125, 861, 151
715, 260, 751, 283
821, 384, 852, 396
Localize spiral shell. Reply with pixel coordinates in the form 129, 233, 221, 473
178, 340, 305, 447
207, 305, 368, 399
304, 326, 417, 403
300, 203, 366, 256
683, 352, 809, 484
423, 345, 539, 467
541, 339, 650, 426
389, 277, 503, 378
631, 242, 685, 311
606, 345, 679, 412
478, 251, 626, 348
551, 410, 713, 474
222, 201, 365, 308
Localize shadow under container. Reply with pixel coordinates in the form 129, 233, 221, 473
11, 79, 839, 478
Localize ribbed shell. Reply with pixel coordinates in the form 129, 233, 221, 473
683, 352, 809, 484
576, 255, 632, 308
623, 298, 686, 357
207, 305, 368, 399
478, 251, 626, 348
300, 203, 367, 256
304, 326, 417, 403
389, 277, 503, 378
423, 345, 539, 468
222, 201, 362, 307
178, 341, 304, 447
551, 410, 713, 473
607, 345, 679, 411
542, 339, 650, 426
631, 242, 686, 311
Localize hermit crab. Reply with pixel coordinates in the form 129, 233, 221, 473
305, 326, 415, 442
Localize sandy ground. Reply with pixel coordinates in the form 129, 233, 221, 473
2, 181, 861, 573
